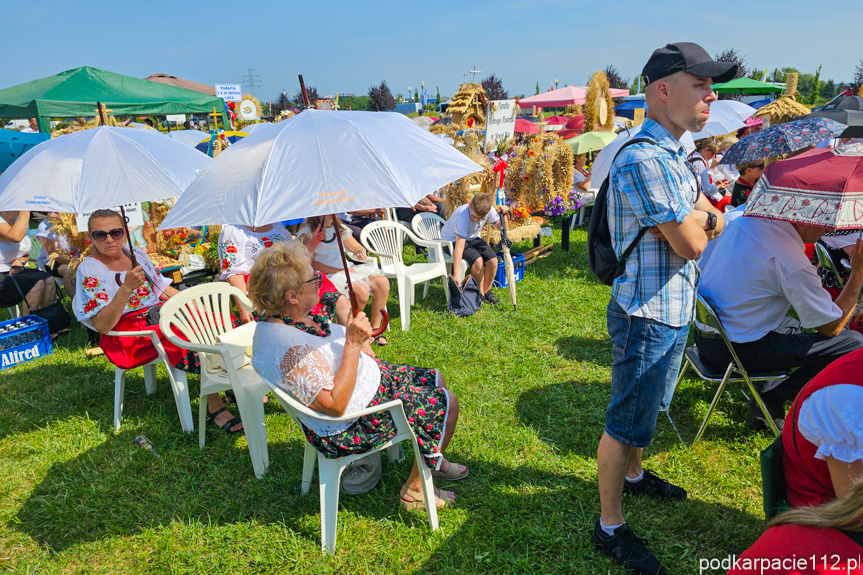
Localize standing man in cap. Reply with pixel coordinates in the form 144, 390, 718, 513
591, 42, 735, 574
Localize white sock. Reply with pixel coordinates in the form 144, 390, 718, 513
626, 470, 645, 483
600, 518, 624, 537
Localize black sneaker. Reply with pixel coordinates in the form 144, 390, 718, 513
483, 290, 500, 305
591, 518, 666, 575
746, 398, 785, 431
623, 469, 687, 501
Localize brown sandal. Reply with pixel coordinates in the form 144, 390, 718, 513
399, 486, 455, 511
432, 460, 469, 481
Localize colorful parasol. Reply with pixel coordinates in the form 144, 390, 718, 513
744, 142, 863, 229
720, 117, 847, 166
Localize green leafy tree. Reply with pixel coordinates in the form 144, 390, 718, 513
714, 48, 749, 100
414, 88, 419, 102
436, 86, 441, 105
854, 60, 863, 87
629, 76, 641, 95
535, 82, 540, 95
823, 79, 837, 100
809, 65, 822, 104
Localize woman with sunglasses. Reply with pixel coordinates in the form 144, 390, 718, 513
74, 209, 242, 434
1, 210, 57, 314
249, 242, 468, 511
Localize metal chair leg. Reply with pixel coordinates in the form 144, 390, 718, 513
692, 363, 734, 446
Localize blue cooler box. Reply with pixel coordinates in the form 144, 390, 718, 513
0, 315, 53, 370
492, 252, 526, 288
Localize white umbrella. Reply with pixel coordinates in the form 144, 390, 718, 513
709, 100, 757, 123
239, 123, 274, 135
0, 126, 210, 213
590, 126, 696, 190
167, 129, 210, 148
161, 109, 483, 228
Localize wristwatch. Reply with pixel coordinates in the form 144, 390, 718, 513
706, 212, 717, 231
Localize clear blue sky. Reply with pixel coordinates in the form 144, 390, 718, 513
6, 0, 861, 101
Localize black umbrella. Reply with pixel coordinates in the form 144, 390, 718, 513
802, 109, 863, 127
840, 125, 863, 139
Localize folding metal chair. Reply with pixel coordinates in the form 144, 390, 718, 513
674, 293, 788, 445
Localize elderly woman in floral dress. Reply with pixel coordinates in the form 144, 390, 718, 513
250, 242, 469, 509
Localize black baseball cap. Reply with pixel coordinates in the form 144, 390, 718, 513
641, 42, 738, 86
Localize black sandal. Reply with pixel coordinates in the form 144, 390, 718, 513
372, 334, 389, 346
206, 407, 243, 435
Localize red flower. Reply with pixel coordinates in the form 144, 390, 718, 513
429, 397, 437, 405
371, 418, 379, 426
83, 299, 99, 313
225, 245, 238, 254
263, 241, 274, 248
408, 417, 414, 423
352, 435, 361, 445
416, 408, 426, 416
95, 292, 109, 301
417, 438, 424, 445
82, 277, 100, 289
136, 285, 150, 297
222, 258, 231, 271
128, 295, 141, 308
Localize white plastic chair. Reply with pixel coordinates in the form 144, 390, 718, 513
159, 283, 272, 478
73, 295, 194, 433
267, 383, 439, 554
410, 213, 468, 295
360, 221, 450, 331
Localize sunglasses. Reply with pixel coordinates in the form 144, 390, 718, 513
91, 227, 125, 242
304, 271, 323, 289
468, 210, 482, 222
752, 164, 765, 169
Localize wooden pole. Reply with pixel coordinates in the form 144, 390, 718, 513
330, 214, 387, 335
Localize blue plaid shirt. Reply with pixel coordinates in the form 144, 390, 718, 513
608, 119, 700, 328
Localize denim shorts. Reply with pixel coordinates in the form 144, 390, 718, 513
605, 299, 690, 448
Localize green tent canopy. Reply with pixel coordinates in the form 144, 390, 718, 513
0, 66, 228, 133
711, 77, 784, 95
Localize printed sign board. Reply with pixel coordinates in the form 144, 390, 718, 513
214, 84, 243, 102
483, 99, 517, 152
76, 203, 144, 230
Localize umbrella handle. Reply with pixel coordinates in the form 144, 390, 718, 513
371, 309, 388, 337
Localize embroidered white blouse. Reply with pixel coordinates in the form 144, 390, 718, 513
74, 247, 172, 321
252, 320, 381, 436
218, 223, 292, 281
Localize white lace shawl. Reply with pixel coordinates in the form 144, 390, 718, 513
252, 321, 381, 436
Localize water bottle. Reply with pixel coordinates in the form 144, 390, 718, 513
134, 435, 160, 458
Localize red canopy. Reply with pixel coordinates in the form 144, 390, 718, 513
518, 86, 630, 109
514, 118, 540, 134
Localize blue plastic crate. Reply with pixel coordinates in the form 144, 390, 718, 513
0, 315, 53, 370
493, 252, 526, 288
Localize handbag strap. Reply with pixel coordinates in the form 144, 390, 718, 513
5, 269, 32, 313
6, 266, 64, 315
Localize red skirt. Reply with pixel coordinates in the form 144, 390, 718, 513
99, 307, 187, 371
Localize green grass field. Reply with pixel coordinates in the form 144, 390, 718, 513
0, 228, 770, 574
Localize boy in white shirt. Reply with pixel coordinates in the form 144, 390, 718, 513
440, 192, 508, 304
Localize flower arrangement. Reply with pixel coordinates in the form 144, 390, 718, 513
511, 206, 532, 220
504, 132, 574, 211
543, 189, 590, 222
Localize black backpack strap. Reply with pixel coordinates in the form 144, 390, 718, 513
608, 137, 657, 260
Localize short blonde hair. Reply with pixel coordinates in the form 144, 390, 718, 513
247, 242, 311, 316
469, 192, 493, 217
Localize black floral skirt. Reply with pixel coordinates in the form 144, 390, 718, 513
303, 360, 449, 469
